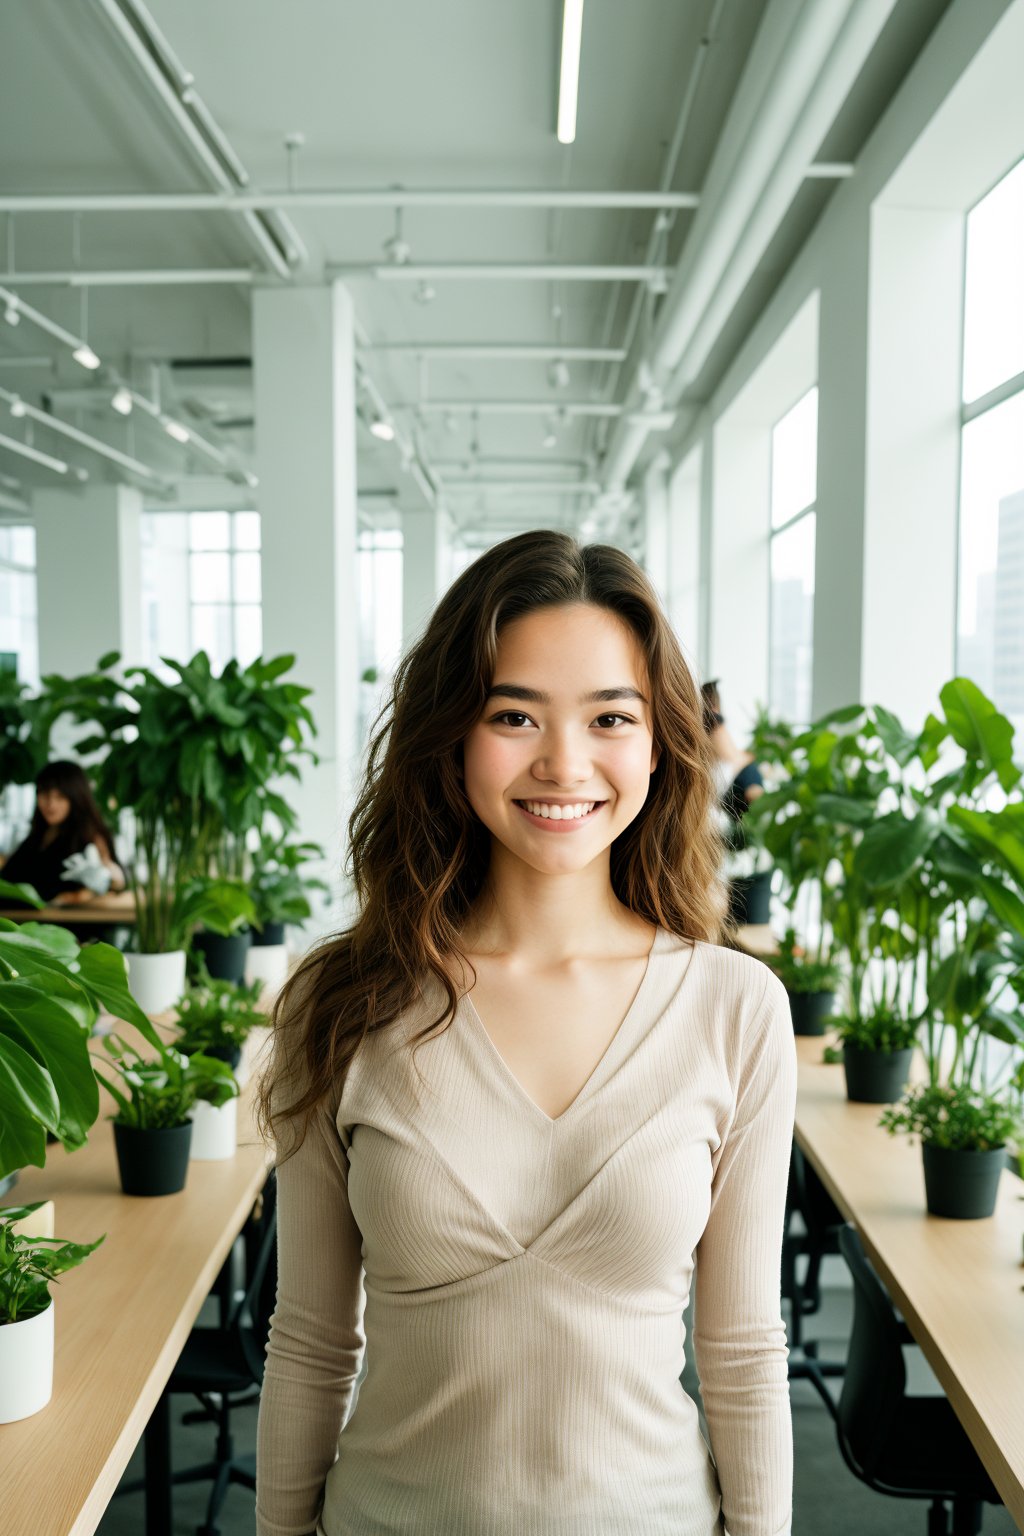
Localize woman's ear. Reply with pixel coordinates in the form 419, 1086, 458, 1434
650, 742, 660, 773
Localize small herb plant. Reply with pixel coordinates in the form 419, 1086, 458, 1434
878, 1080, 1020, 1153
0, 1204, 104, 1325
831, 1006, 920, 1054
175, 974, 266, 1057
249, 834, 327, 933
770, 929, 841, 995
93, 1035, 238, 1130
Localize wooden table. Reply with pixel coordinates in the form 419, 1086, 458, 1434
0, 892, 137, 924
794, 1030, 1024, 1528
1, 1025, 274, 1536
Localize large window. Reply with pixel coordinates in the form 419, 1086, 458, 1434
141, 510, 262, 675
957, 156, 1024, 740
0, 525, 38, 687
357, 527, 403, 750
769, 387, 817, 724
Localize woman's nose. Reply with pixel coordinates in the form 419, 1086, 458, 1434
531, 731, 593, 785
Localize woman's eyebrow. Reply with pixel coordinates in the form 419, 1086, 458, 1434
485, 684, 648, 705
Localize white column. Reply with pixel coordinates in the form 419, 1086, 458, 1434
34, 482, 143, 676
253, 283, 359, 902
641, 452, 670, 609
401, 505, 446, 652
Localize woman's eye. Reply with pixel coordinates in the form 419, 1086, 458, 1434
595, 714, 633, 728
493, 711, 532, 728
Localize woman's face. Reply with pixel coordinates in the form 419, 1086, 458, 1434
462, 603, 660, 875
37, 786, 72, 827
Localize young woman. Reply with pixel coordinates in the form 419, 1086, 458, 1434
0, 759, 125, 905
256, 531, 796, 1536
700, 680, 765, 824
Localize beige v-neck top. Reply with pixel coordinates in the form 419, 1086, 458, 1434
256, 930, 797, 1536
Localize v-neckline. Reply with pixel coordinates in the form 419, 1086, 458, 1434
461, 925, 664, 1127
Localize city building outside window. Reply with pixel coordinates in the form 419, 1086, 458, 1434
957, 154, 1024, 743
769, 386, 818, 725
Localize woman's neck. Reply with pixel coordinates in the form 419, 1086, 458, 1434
458, 858, 651, 966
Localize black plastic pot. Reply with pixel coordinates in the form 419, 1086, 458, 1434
113, 1120, 193, 1197
251, 921, 286, 947
192, 927, 252, 983
788, 989, 835, 1036
921, 1141, 1006, 1220
728, 869, 772, 926
843, 1044, 913, 1103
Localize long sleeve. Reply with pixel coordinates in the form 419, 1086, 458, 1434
256, 1092, 366, 1536
692, 971, 797, 1536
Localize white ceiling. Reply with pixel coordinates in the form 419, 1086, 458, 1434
0, 0, 952, 533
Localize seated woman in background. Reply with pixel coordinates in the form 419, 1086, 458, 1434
0, 760, 125, 905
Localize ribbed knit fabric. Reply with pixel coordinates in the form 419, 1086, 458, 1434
255, 930, 796, 1536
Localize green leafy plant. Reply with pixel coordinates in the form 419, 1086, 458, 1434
174, 876, 257, 939
175, 973, 266, 1057
0, 1205, 104, 1325
830, 1006, 920, 1053
0, 674, 48, 790
249, 833, 327, 932
42, 651, 316, 953
879, 1079, 1022, 1152
0, 914, 167, 1181
93, 1034, 238, 1131
769, 928, 841, 994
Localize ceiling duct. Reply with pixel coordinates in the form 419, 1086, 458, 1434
600, 0, 899, 493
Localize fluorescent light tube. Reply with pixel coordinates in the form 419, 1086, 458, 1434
557, 0, 584, 144
72, 344, 101, 370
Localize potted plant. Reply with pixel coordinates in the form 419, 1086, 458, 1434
42, 650, 315, 1013
769, 927, 842, 1035
879, 1081, 1021, 1220
179, 875, 258, 985
830, 1006, 920, 1102
93, 1033, 237, 1195
0, 890, 169, 1189
173, 971, 266, 1157
0, 1203, 104, 1423
246, 832, 326, 985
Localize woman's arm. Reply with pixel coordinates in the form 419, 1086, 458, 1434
692, 972, 797, 1536
256, 1092, 366, 1536
94, 836, 126, 892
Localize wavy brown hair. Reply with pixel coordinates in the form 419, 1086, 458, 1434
256, 529, 725, 1159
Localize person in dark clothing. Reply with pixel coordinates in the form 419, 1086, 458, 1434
700, 681, 765, 822
0, 760, 125, 905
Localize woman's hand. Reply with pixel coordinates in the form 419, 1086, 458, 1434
51, 888, 93, 907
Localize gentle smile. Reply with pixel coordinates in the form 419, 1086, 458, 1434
513, 799, 606, 827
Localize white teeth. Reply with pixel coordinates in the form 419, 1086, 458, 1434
521, 800, 596, 820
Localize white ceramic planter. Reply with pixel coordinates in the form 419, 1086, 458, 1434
126, 950, 187, 1015
0, 1299, 54, 1423
244, 942, 289, 991
189, 1096, 238, 1161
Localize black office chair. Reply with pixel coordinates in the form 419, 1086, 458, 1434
120, 1170, 278, 1536
835, 1223, 1003, 1536
781, 1141, 846, 1418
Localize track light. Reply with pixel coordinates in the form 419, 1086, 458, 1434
162, 416, 190, 443
72, 344, 101, 371
542, 416, 558, 450
412, 280, 436, 305
548, 358, 571, 389
369, 415, 395, 442
111, 387, 133, 416
9, 397, 27, 418
557, 0, 584, 144
3, 301, 18, 326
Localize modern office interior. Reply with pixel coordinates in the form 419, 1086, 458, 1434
1, 1, 1023, 1534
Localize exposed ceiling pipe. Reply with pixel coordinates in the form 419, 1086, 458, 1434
600, 0, 898, 493
405, 400, 623, 416
330, 263, 671, 284
0, 268, 254, 286
0, 190, 704, 214
365, 344, 627, 361
92, 0, 304, 277
0, 430, 81, 479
